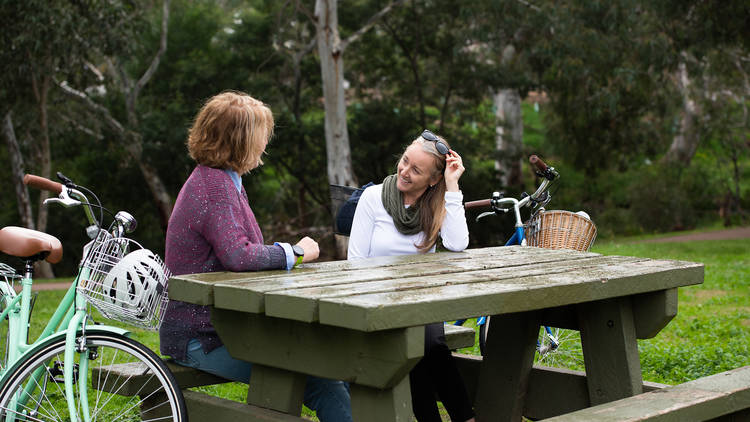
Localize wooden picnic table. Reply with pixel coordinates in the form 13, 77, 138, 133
168, 245, 703, 422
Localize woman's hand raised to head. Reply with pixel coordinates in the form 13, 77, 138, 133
444, 150, 465, 192
296, 236, 320, 263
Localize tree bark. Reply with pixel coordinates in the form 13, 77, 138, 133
312, 0, 406, 189
314, 0, 357, 189
494, 88, 524, 189
664, 60, 701, 165
2, 111, 35, 230
30, 70, 55, 279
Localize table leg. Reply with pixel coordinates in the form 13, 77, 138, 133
351, 376, 413, 422
577, 296, 643, 405
246, 364, 306, 415
475, 311, 540, 422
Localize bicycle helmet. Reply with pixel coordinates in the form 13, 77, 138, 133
99, 248, 168, 313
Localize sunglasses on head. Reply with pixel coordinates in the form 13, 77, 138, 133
421, 130, 450, 155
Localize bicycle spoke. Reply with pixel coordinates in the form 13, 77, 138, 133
536, 327, 584, 370
0, 333, 185, 422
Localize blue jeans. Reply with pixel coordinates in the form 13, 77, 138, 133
175, 339, 352, 422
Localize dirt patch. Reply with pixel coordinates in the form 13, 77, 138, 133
640, 226, 750, 243
13, 282, 72, 293
691, 289, 728, 304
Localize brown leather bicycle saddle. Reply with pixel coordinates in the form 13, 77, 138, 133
0, 226, 63, 264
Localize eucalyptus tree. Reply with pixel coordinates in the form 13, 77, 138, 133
57, 0, 173, 230
1, 0, 154, 276
654, 0, 750, 167
313, 0, 406, 190
527, 0, 673, 176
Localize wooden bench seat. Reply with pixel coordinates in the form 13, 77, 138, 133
444, 323, 476, 350
182, 390, 304, 421
97, 324, 474, 421
540, 365, 750, 421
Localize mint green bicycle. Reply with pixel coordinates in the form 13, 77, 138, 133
0, 173, 186, 422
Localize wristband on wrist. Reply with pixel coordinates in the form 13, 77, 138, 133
292, 244, 305, 268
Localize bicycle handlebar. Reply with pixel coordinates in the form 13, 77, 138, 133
529, 155, 548, 172
23, 174, 63, 194
464, 199, 491, 209
464, 154, 558, 223
24, 173, 101, 232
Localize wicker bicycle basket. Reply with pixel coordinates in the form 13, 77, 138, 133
525, 210, 597, 252
78, 237, 170, 330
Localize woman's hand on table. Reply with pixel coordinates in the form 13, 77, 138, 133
296, 236, 320, 263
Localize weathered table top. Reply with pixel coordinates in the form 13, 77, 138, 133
168, 246, 704, 421
170, 245, 702, 330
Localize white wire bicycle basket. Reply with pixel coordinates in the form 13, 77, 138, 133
525, 209, 598, 252
78, 237, 170, 330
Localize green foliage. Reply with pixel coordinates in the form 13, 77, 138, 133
532, 0, 674, 176
1, 0, 748, 274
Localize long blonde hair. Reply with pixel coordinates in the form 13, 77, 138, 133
187, 91, 274, 174
405, 136, 449, 252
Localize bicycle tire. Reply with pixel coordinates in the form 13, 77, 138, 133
535, 327, 584, 370
477, 318, 584, 370
0, 332, 187, 422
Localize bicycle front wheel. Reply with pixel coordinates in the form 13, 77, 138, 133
0, 332, 186, 422
535, 326, 584, 370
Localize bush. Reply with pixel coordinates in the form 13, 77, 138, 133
627, 166, 698, 232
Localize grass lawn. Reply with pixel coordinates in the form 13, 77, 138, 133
12, 228, 750, 419
592, 236, 750, 385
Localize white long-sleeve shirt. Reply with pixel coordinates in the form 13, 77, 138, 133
347, 183, 469, 259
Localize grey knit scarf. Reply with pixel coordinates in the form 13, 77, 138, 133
381, 174, 422, 235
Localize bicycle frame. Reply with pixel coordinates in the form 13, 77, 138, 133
460, 156, 560, 346
0, 187, 132, 422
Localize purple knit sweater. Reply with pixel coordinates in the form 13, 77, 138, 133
159, 165, 287, 360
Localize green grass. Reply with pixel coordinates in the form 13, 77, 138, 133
592, 236, 750, 385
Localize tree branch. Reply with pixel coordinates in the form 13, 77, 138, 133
60, 113, 104, 140
340, 0, 406, 52
515, 0, 541, 13
133, 0, 170, 101
56, 79, 127, 136
295, 0, 316, 24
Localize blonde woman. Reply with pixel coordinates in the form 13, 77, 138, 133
348, 130, 474, 422
160, 91, 351, 422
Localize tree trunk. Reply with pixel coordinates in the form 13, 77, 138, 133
664, 60, 701, 165
313, 0, 404, 259
31, 75, 55, 279
315, 0, 356, 260
494, 88, 524, 190
314, 0, 357, 189
137, 155, 173, 230
2, 111, 34, 230
3, 110, 54, 279
123, 120, 172, 231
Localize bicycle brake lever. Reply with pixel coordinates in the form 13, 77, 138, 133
43, 188, 81, 208
475, 211, 495, 222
